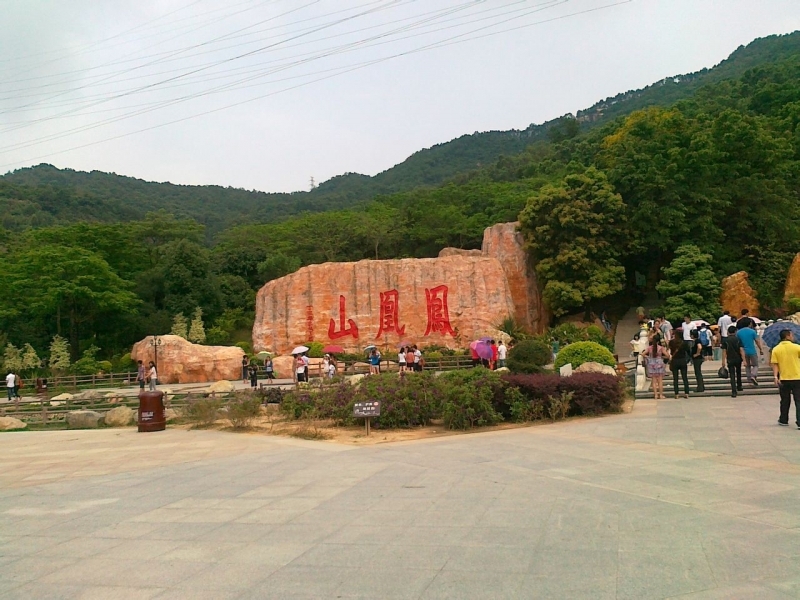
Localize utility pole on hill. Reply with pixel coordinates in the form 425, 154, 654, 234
309, 176, 316, 190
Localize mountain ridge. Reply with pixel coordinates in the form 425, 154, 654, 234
3, 31, 799, 233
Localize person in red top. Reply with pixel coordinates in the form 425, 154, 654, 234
470, 345, 480, 368
490, 340, 498, 370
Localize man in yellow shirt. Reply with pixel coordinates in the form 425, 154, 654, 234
770, 329, 800, 428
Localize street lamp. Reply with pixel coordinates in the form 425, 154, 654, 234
149, 335, 163, 371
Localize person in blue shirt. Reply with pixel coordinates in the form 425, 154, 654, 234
736, 322, 764, 386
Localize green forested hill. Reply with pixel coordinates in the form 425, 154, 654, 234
3, 32, 799, 234
3, 31, 800, 367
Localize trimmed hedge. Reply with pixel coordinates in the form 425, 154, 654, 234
503, 372, 625, 418
553, 341, 615, 370
279, 368, 625, 430
507, 338, 551, 374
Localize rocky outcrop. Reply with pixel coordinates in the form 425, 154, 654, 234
207, 380, 236, 394
0, 417, 26, 431
65, 410, 103, 429
720, 271, 759, 316
784, 253, 800, 302
481, 222, 548, 334
575, 362, 617, 377
131, 335, 244, 384
438, 248, 483, 258
104, 406, 134, 427
254, 256, 514, 354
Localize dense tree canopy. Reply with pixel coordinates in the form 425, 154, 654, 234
2, 33, 800, 368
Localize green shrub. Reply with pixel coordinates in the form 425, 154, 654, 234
507, 338, 551, 373
548, 322, 614, 351
426, 351, 443, 360
439, 369, 504, 429
97, 360, 112, 373
280, 389, 317, 420
186, 397, 223, 428
507, 386, 544, 422
234, 341, 253, 355
116, 353, 136, 372
554, 341, 615, 370
302, 341, 325, 358
787, 296, 800, 314
226, 393, 262, 429
359, 372, 443, 428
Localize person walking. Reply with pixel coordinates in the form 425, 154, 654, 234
242, 355, 250, 384
642, 335, 668, 399
405, 347, 415, 371
136, 360, 146, 391
690, 330, 705, 393
722, 325, 744, 397
248, 364, 258, 388
5, 369, 16, 401
699, 325, 713, 360
736, 308, 755, 330
736, 322, 764, 385
668, 336, 690, 398
147, 361, 158, 391
368, 349, 380, 375
770, 329, 800, 428
264, 357, 275, 380
682, 315, 695, 353
497, 341, 508, 368
659, 318, 673, 343
718, 311, 733, 347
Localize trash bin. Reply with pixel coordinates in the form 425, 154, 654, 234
138, 390, 165, 432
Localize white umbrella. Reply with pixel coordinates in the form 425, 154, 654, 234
291, 345, 310, 355
751, 317, 763, 325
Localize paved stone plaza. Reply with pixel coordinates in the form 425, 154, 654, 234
1, 394, 800, 599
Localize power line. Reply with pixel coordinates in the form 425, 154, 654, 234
0, 0, 632, 168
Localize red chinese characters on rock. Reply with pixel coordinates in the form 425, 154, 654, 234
328, 295, 359, 340
424, 285, 455, 337
375, 289, 406, 339
305, 305, 314, 341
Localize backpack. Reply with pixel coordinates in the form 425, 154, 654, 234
699, 329, 710, 347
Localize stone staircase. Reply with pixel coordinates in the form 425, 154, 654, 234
637, 362, 778, 398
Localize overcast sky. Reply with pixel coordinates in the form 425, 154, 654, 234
1, 0, 798, 193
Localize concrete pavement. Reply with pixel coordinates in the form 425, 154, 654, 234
1, 393, 799, 599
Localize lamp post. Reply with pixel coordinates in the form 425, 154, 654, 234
149, 335, 163, 371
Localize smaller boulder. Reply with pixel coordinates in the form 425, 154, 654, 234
574, 361, 618, 377
0, 417, 26, 431
347, 374, 366, 386
51, 393, 73, 401
104, 406, 134, 427
206, 380, 235, 394
73, 390, 102, 402
49, 400, 63, 407
65, 410, 103, 429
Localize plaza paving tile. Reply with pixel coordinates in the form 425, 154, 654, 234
1, 393, 800, 599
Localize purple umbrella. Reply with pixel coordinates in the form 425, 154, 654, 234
474, 341, 493, 360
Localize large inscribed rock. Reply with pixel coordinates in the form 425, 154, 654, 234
482, 222, 549, 334
784, 253, 800, 302
720, 271, 759, 316
131, 335, 244, 384
254, 256, 514, 354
